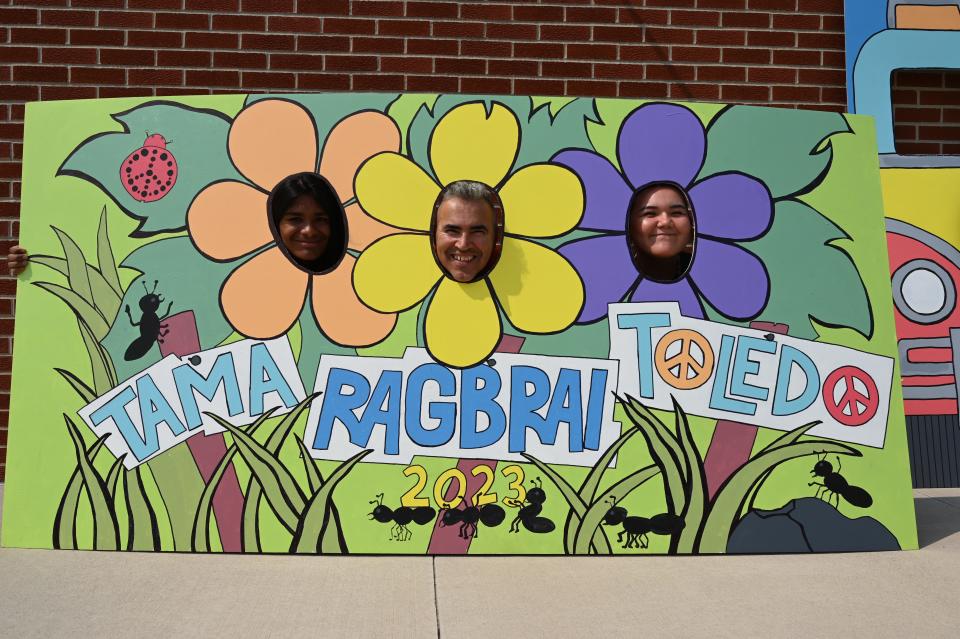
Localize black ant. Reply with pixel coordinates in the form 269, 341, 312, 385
124, 280, 173, 361
601, 497, 685, 549
368, 493, 436, 541
439, 501, 506, 538
809, 453, 873, 509
506, 477, 555, 534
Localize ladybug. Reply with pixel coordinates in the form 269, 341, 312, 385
120, 132, 178, 203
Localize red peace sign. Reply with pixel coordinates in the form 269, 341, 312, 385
821, 365, 879, 427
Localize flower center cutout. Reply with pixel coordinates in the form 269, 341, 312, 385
626, 181, 697, 284
429, 180, 505, 284
268, 171, 349, 275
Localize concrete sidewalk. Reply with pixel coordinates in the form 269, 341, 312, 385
2, 484, 959, 638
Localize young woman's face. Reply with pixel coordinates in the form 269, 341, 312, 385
278, 194, 331, 263
629, 186, 693, 260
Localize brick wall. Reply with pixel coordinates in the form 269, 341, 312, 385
893, 69, 960, 155
0, 0, 856, 481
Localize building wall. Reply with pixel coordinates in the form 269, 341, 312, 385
0, 0, 954, 481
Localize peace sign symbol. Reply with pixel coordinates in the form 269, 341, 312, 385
654, 329, 715, 390
821, 365, 879, 427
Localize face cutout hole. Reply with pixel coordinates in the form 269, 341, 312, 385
430, 180, 505, 284
626, 182, 696, 283
268, 172, 347, 275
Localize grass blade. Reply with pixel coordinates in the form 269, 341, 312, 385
124, 465, 161, 551
51, 226, 96, 311
698, 439, 862, 553
673, 397, 707, 554
290, 449, 371, 554
76, 316, 118, 392
35, 281, 110, 339
296, 436, 324, 494
521, 452, 611, 554
105, 454, 126, 498
573, 465, 660, 554
619, 395, 686, 517
52, 434, 109, 550
31, 255, 122, 323
96, 206, 123, 299
55, 367, 97, 404
64, 414, 119, 550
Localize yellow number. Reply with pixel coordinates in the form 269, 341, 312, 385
501, 464, 526, 506
401, 465, 430, 507
471, 464, 497, 506
434, 468, 467, 509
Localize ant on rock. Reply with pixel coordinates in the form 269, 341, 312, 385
368, 493, 436, 541
809, 453, 873, 509
601, 496, 685, 549
506, 477, 555, 534
438, 502, 506, 539
124, 280, 173, 361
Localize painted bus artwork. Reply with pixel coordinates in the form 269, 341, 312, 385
1, 92, 917, 556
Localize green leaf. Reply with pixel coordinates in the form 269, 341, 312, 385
573, 465, 660, 555
96, 206, 123, 298
124, 465, 161, 551
673, 398, 707, 554
192, 409, 277, 552
105, 454, 126, 498
698, 439, 862, 553
296, 436, 324, 495
34, 281, 110, 339
290, 449, 371, 554
207, 414, 306, 534
619, 396, 686, 517
52, 434, 109, 550
700, 105, 850, 198
747, 199, 873, 340
64, 415, 119, 550
28, 255, 122, 325
58, 101, 242, 235
50, 226, 96, 311
101, 236, 236, 384
76, 316, 117, 394
54, 368, 97, 404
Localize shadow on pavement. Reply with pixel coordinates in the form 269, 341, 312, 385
915, 496, 960, 548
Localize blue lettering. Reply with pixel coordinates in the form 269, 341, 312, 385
405, 363, 456, 447
730, 335, 777, 401
249, 342, 298, 416
314, 368, 371, 450
172, 352, 243, 430
772, 345, 821, 416
460, 364, 506, 449
545, 368, 584, 453
359, 370, 402, 455
709, 335, 756, 415
583, 368, 608, 451
508, 365, 554, 453
132, 375, 187, 461
617, 312, 671, 398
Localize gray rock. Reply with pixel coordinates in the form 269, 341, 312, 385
726, 497, 900, 554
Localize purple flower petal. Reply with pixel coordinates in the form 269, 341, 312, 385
689, 239, 769, 320
559, 233, 639, 322
552, 149, 633, 231
689, 173, 773, 241
618, 103, 706, 192
631, 276, 705, 319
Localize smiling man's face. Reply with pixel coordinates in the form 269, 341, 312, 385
629, 186, 692, 260
434, 196, 495, 283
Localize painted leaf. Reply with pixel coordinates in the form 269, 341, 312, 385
64, 415, 119, 550
96, 206, 123, 298
52, 434, 108, 550
123, 465, 161, 551
29, 255, 122, 325
572, 465, 660, 555
745, 199, 873, 340
58, 102, 241, 236
700, 106, 850, 199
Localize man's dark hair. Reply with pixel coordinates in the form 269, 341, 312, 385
267, 171, 347, 273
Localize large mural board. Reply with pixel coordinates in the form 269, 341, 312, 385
1, 92, 917, 554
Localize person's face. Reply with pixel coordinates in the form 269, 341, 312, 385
278, 194, 331, 263
629, 187, 693, 260
435, 196, 495, 283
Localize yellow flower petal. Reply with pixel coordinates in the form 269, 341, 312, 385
187, 181, 273, 260
353, 234, 442, 312
221, 247, 308, 338
311, 254, 396, 346
499, 163, 584, 237
489, 238, 584, 334
319, 111, 401, 203
430, 103, 519, 188
228, 99, 318, 191
355, 152, 439, 231
425, 278, 501, 368
344, 202, 398, 252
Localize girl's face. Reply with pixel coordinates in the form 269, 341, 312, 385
278, 194, 331, 263
629, 186, 693, 260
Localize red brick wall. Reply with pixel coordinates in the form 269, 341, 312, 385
0, 0, 855, 481
893, 69, 960, 155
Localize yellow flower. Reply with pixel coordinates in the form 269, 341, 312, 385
353, 102, 585, 367
187, 99, 398, 345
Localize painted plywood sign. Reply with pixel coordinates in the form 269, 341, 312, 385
1, 92, 917, 555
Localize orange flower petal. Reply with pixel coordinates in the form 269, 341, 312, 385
228, 100, 318, 191
187, 181, 273, 260
344, 202, 399, 252
221, 247, 308, 338
319, 111, 401, 203
311, 254, 396, 346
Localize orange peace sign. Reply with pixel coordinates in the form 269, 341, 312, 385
654, 329, 715, 390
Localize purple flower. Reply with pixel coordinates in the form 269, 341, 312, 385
554, 103, 773, 323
